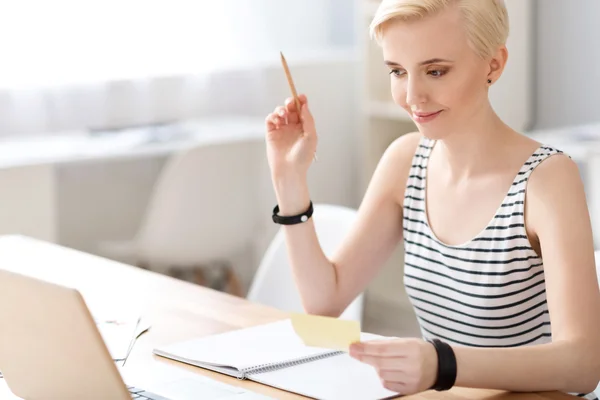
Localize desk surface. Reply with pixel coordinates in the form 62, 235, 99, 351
0, 235, 577, 399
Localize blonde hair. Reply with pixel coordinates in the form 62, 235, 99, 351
369, 0, 509, 59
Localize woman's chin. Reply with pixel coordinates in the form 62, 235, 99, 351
411, 112, 450, 140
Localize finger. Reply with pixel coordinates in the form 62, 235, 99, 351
299, 103, 314, 136
265, 115, 276, 131
267, 113, 277, 125
278, 107, 291, 125
353, 340, 409, 357
378, 369, 409, 381
354, 355, 407, 370
381, 380, 405, 394
282, 98, 300, 124
274, 106, 287, 121
284, 103, 300, 125
285, 94, 308, 112
268, 113, 284, 129
287, 112, 300, 125
270, 109, 286, 125
284, 97, 297, 112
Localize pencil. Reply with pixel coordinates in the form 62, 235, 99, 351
280, 51, 301, 114
280, 51, 318, 162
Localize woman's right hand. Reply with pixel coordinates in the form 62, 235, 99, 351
265, 94, 317, 178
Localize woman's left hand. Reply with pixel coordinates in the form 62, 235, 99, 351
349, 338, 439, 395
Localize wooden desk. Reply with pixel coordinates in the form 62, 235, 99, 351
0, 235, 577, 399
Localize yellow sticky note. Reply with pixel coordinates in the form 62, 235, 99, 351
290, 313, 361, 351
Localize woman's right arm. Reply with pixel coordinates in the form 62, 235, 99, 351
266, 95, 420, 317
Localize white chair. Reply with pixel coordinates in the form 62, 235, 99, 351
98, 138, 265, 296
247, 203, 364, 322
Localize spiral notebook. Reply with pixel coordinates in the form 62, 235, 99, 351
153, 319, 399, 400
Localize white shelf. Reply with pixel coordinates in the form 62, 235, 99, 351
367, 101, 413, 122
0, 116, 266, 169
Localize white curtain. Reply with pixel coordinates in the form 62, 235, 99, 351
0, 0, 339, 137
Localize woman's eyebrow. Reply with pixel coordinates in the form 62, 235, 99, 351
384, 58, 454, 67
419, 58, 454, 65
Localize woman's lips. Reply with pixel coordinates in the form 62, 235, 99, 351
412, 110, 443, 123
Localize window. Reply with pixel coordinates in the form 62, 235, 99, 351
0, 0, 342, 89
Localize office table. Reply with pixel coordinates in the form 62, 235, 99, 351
0, 235, 577, 399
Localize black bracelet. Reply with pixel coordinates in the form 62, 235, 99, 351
428, 338, 457, 391
272, 201, 314, 225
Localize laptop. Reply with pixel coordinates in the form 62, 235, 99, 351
0, 269, 273, 400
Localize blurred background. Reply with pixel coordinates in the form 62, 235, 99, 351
0, 0, 599, 337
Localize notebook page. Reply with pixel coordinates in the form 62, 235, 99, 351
153, 319, 336, 372
249, 352, 398, 400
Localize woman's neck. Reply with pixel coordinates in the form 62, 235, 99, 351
434, 105, 516, 182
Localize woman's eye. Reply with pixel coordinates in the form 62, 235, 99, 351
428, 69, 447, 77
389, 69, 405, 77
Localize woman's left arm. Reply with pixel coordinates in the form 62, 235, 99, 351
350, 155, 600, 395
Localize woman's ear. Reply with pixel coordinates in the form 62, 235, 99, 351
487, 46, 508, 85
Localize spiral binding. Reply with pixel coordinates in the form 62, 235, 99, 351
239, 350, 344, 379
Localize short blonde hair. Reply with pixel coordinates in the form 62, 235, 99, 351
369, 0, 509, 59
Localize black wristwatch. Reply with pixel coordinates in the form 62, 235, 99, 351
428, 338, 457, 391
272, 201, 314, 225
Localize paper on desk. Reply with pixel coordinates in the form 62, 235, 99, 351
97, 317, 151, 361
290, 313, 360, 351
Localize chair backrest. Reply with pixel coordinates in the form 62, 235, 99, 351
247, 203, 364, 322
135, 138, 264, 267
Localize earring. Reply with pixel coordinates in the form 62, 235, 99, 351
487, 79, 492, 84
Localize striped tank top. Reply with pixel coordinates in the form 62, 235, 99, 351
402, 136, 597, 399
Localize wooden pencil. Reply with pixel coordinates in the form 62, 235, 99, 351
280, 51, 301, 113
280, 51, 318, 161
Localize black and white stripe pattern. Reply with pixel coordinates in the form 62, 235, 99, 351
402, 137, 596, 399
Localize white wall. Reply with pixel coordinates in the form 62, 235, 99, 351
226, 0, 331, 52
329, 0, 356, 47
535, 0, 600, 129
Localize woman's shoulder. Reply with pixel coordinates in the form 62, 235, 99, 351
386, 131, 424, 158
373, 131, 423, 203
527, 145, 581, 196
524, 137, 584, 231
511, 133, 574, 177
526, 138, 579, 185
379, 131, 424, 178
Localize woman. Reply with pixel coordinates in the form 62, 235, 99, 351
264, 0, 600, 398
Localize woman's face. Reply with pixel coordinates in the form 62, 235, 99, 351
381, 6, 495, 139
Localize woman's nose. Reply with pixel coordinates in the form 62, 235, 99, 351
405, 77, 428, 107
